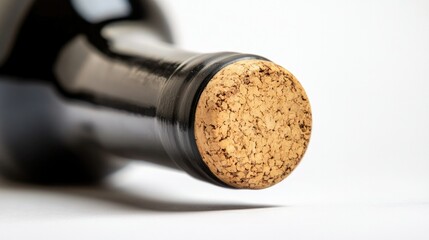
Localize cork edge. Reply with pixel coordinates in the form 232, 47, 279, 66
194, 59, 312, 189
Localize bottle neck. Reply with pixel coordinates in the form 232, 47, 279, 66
53, 22, 197, 170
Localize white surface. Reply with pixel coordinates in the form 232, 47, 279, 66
1, 164, 428, 239
1, 0, 429, 239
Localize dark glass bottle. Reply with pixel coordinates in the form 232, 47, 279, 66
0, 0, 312, 189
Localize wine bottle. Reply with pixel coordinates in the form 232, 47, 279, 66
0, 0, 312, 189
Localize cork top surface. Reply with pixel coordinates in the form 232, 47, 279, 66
194, 59, 312, 189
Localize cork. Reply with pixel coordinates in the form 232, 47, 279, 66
194, 59, 312, 189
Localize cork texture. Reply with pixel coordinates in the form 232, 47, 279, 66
194, 59, 312, 189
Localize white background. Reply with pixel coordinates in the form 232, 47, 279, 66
1, 0, 429, 239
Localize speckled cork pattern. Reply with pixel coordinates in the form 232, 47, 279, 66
194, 59, 312, 189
